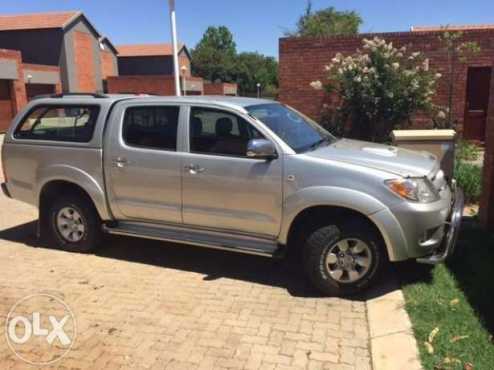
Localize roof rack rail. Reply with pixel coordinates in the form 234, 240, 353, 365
31, 94, 54, 100
50, 92, 108, 99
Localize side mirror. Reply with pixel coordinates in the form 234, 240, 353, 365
246, 139, 278, 160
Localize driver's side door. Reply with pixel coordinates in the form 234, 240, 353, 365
181, 106, 283, 238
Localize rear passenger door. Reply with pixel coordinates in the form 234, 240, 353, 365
105, 102, 184, 224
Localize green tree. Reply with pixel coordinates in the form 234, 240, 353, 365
288, 1, 362, 37
235, 52, 278, 97
191, 26, 237, 82
191, 26, 279, 97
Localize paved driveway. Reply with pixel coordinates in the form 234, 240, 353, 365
0, 136, 371, 370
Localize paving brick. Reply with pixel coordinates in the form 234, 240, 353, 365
308, 351, 339, 363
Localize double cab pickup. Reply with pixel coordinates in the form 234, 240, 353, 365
1, 94, 463, 296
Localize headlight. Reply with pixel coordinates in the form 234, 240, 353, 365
385, 177, 439, 203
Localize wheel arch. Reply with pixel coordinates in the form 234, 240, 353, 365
36, 165, 111, 221
279, 186, 407, 261
285, 205, 388, 254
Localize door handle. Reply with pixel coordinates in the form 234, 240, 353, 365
184, 164, 205, 174
113, 157, 129, 168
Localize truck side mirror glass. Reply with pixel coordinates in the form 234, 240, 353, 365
246, 139, 277, 160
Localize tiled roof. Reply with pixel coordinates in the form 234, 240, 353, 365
411, 24, 494, 32
117, 43, 185, 57
0, 11, 81, 31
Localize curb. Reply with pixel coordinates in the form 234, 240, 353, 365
366, 279, 423, 370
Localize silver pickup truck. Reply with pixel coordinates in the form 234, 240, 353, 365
1, 93, 463, 296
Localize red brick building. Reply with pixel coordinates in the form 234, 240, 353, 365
108, 43, 204, 95
0, 11, 239, 133
0, 11, 119, 132
0, 11, 118, 94
279, 27, 494, 142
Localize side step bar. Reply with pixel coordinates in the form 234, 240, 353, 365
103, 221, 281, 258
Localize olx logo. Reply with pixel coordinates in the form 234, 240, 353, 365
5, 294, 76, 365
7, 311, 71, 345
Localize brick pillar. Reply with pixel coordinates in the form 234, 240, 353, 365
3, 50, 27, 115
479, 69, 494, 229
10, 78, 27, 114
54, 83, 62, 94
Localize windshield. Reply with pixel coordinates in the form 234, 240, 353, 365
246, 103, 336, 153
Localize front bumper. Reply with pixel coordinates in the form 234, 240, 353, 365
416, 184, 464, 264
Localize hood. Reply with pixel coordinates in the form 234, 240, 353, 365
305, 138, 438, 177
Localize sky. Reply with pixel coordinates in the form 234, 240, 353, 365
3, 0, 494, 57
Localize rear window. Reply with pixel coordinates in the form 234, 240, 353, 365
15, 105, 99, 142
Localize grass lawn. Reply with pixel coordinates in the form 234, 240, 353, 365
399, 220, 494, 370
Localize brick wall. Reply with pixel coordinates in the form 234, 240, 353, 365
204, 82, 238, 96
100, 50, 117, 79
23, 63, 62, 95
0, 82, 13, 132
0, 49, 27, 132
204, 83, 224, 95
279, 30, 494, 134
106, 75, 176, 95
73, 31, 96, 92
183, 76, 204, 95
25, 84, 56, 99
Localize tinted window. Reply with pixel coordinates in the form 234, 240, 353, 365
190, 107, 264, 157
15, 105, 99, 142
123, 106, 180, 151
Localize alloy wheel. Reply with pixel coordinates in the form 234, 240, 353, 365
325, 238, 372, 283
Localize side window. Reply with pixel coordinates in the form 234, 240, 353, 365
15, 105, 99, 142
190, 107, 264, 157
123, 106, 180, 151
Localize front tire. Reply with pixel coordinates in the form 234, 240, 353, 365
48, 194, 102, 253
303, 222, 384, 296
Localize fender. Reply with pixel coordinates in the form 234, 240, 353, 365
36, 164, 112, 220
278, 186, 408, 261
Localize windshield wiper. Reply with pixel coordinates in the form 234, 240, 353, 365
309, 138, 329, 151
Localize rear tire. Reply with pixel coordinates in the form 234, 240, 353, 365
48, 194, 102, 253
303, 221, 384, 296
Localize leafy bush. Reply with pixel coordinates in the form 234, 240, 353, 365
311, 37, 442, 142
456, 140, 481, 161
454, 161, 482, 203
318, 105, 347, 137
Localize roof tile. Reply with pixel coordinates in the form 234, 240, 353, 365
0, 11, 80, 31
117, 43, 184, 57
